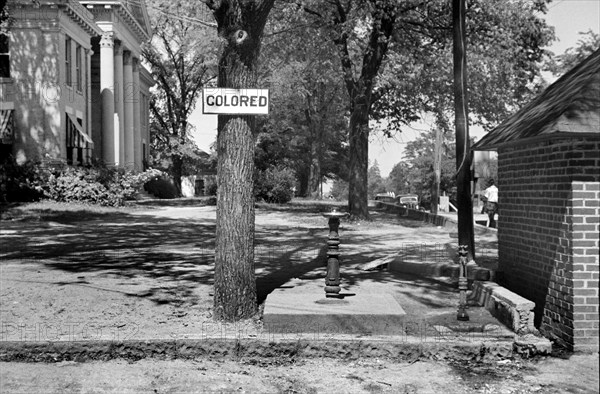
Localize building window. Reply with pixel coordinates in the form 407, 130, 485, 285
0, 33, 9, 78
65, 37, 72, 87
0, 108, 14, 144
66, 113, 92, 165
75, 45, 82, 91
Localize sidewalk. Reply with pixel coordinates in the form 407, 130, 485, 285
437, 210, 498, 230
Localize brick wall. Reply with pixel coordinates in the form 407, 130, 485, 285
497, 137, 599, 352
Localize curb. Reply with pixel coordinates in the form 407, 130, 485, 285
0, 337, 516, 363
378, 202, 498, 234
0, 334, 554, 363
388, 259, 491, 281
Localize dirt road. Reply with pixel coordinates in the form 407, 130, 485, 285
1, 353, 598, 393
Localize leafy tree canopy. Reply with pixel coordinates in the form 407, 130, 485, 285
373, 0, 556, 134
547, 29, 600, 75
143, 0, 219, 188
257, 5, 350, 197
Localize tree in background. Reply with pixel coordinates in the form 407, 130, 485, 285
259, 8, 349, 198
292, 0, 554, 219
374, 0, 555, 132
295, 0, 404, 219
547, 30, 600, 75
374, 0, 553, 219
388, 162, 412, 196
367, 161, 390, 199
143, 0, 218, 193
388, 130, 456, 210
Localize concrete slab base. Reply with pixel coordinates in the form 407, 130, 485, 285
263, 279, 407, 335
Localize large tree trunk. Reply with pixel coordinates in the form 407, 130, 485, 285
215, 115, 256, 320
347, 97, 370, 218
207, 0, 274, 321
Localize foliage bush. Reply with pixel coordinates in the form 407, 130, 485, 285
43, 167, 163, 206
254, 166, 295, 204
0, 158, 46, 203
143, 176, 180, 199
0, 157, 163, 207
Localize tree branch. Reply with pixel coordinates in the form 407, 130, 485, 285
331, 0, 356, 97
150, 100, 171, 135
360, 2, 396, 85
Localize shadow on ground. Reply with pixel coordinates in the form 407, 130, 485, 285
0, 206, 333, 308
0, 204, 498, 315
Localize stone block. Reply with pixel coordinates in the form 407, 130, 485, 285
471, 281, 536, 335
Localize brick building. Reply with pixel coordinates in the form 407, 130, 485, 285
0, 0, 153, 170
473, 50, 599, 352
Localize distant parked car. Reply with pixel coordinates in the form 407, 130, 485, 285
396, 194, 419, 210
374, 193, 396, 204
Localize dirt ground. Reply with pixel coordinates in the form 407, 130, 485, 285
0, 200, 498, 341
0, 200, 598, 393
1, 353, 598, 393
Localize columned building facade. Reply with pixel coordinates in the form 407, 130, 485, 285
1, 0, 153, 171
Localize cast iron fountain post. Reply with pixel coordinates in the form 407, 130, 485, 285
321, 209, 348, 298
457, 244, 470, 321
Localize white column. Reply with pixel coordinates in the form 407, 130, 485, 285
132, 57, 142, 171
113, 41, 124, 167
123, 50, 134, 169
99, 32, 115, 166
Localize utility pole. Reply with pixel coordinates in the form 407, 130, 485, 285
453, 0, 475, 259
432, 127, 443, 215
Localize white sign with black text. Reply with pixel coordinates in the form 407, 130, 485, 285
202, 88, 269, 115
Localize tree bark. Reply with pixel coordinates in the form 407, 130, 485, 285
215, 115, 256, 320
206, 0, 274, 321
453, 0, 475, 259
347, 94, 370, 218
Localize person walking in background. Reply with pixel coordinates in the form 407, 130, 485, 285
484, 179, 499, 228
